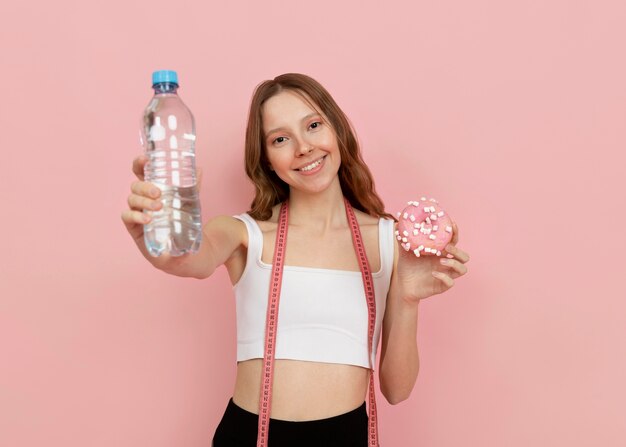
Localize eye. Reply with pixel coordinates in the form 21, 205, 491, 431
309, 121, 322, 130
273, 136, 287, 145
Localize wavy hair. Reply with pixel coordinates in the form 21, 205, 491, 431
244, 73, 394, 222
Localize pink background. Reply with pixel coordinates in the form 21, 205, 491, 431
1, 0, 625, 445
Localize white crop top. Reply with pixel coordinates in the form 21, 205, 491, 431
232, 213, 395, 369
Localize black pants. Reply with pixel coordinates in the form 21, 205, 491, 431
212, 397, 369, 446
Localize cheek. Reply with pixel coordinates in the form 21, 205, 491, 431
314, 132, 339, 150
266, 149, 292, 169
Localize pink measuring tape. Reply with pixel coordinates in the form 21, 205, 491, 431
256, 197, 380, 446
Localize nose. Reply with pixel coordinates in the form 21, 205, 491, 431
296, 140, 314, 156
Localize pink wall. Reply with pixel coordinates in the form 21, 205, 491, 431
1, 0, 625, 445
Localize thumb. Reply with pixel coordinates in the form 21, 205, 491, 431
196, 167, 203, 190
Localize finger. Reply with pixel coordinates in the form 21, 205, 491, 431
451, 221, 459, 245
132, 155, 149, 181
197, 167, 203, 189
445, 244, 470, 263
121, 209, 152, 226
440, 258, 468, 275
131, 180, 161, 200
432, 271, 454, 287
127, 192, 162, 212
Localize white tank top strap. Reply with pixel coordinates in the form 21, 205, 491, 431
233, 213, 263, 262
378, 217, 395, 279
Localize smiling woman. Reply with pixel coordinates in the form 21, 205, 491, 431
122, 72, 470, 447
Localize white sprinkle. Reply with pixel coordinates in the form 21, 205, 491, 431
437, 211, 444, 217
421, 196, 426, 201
430, 214, 438, 221
396, 235, 402, 241
418, 245, 424, 251
403, 230, 409, 236
403, 212, 408, 219
429, 234, 436, 240
429, 198, 437, 202
430, 206, 437, 213
446, 254, 454, 258
413, 249, 421, 257
403, 243, 411, 251
436, 250, 441, 256
425, 247, 432, 253
413, 229, 419, 236
433, 225, 439, 231
426, 217, 431, 225
423, 207, 429, 213
414, 223, 420, 229
414, 202, 419, 207
409, 214, 416, 222
407, 201, 413, 205
394, 230, 399, 236
396, 212, 401, 217
445, 226, 452, 233
402, 237, 408, 243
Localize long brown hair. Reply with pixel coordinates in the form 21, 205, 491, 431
244, 73, 395, 222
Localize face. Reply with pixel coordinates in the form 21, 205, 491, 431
261, 90, 341, 195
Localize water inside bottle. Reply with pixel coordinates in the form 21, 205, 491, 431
143, 148, 202, 257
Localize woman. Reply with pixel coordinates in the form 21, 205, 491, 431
121, 73, 470, 446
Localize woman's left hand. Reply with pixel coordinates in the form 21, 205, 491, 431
395, 221, 470, 303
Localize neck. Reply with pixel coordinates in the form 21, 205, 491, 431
287, 177, 348, 231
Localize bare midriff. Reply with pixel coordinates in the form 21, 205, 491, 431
232, 358, 370, 421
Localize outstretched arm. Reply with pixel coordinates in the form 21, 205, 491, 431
159, 215, 246, 279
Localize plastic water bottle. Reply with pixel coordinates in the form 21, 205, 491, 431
139, 70, 202, 257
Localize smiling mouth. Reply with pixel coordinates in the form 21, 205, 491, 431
296, 155, 326, 172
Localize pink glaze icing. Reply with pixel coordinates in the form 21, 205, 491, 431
395, 198, 453, 257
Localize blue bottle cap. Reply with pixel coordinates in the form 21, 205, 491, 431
152, 70, 179, 86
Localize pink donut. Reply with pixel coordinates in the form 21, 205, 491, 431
395, 197, 454, 258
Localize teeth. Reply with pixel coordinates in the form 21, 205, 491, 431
299, 156, 324, 171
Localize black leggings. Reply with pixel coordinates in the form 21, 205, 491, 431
212, 397, 369, 447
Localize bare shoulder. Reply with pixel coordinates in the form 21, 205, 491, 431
205, 215, 247, 243
254, 204, 281, 232
203, 215, 248, 268
353, 208, 383, 227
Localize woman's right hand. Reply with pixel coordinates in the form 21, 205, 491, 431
120, 154, 203, 267
121, 154, 162, 246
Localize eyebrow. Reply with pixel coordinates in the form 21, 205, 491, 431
265, 112, 320, 139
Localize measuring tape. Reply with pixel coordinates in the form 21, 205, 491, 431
256, 197, 380, 446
